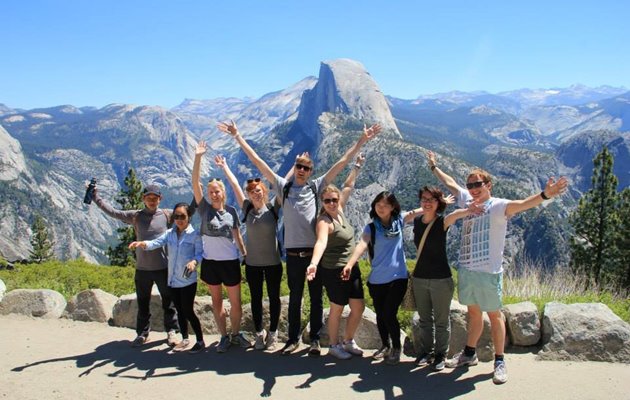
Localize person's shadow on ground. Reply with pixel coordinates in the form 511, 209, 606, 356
11, 337, 490, 398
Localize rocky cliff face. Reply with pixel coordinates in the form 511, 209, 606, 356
0, 60, 628, 268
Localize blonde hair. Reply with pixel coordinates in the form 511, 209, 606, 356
296, 155, 314, 169
319, 184, 341, 217
207, 178, 227, 208
467, 168, 492, 184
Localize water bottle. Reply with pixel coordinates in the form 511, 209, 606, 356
83, 178, 97, 204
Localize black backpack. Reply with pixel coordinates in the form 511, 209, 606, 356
367, 222, 376, 260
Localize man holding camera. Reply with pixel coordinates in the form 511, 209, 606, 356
92, 184, 179, 347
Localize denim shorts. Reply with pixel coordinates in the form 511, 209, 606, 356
457, 268, 502, 312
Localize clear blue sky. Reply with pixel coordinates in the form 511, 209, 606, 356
3, 1, 629, 109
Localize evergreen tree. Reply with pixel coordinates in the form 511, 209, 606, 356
106, 168, 144, 267
569, 147, 625, 287
617, 188, 630, 288
29, 215, 55, 263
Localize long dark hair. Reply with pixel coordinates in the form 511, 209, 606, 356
369, 191, 401, 221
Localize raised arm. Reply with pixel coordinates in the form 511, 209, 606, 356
218, 120, 277, 184
92, 189, 135, 224
342, 233, 370, 280
215, 154, 245, 207
192, 141, 207, 205
339, 153, 365, 209
322, 123, 381, 185
306, 218, 331, 281
505, 176, 569, 217
443, 202, 485, 229
427, 151, 466, 197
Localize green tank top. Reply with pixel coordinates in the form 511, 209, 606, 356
320, 211, 355, 269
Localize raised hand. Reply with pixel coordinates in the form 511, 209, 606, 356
362, 123, 382, 141
543, 176, 569, 198
467, 201, 485, 216
214, 154, 227, 169
195, 141, 208, 157
427, 151, 437, 168
217, 119, 239, 137
443, 194, 455, 205
355, 152, 366, 167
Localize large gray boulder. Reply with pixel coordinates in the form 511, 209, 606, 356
112, 286, 168, 331
302, 306, 385, 349
63, 289, 118, 323
0, 289, 66, 318
539, 302, 630, 363
0, 279, 6, 302
447, 299, 500, 362
503, 301, 541, 346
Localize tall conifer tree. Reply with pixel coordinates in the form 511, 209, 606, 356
29, 215, 55, 263
569, 147, 624, 287
106, 168, 144, 267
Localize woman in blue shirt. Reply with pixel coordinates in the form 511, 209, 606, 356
130, 202, 205, 353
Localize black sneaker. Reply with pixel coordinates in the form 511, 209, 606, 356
432, 354, 446, 371
189, 341, 206, 354
415, 352, 434, 366
308, 340, 321, 357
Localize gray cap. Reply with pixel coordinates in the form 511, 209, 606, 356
143, 184, 162, 197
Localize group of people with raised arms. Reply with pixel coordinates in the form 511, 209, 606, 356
93, 120, 568, 385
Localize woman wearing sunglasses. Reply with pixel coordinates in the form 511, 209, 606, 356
215, 155, 283, 351
305, 154, 366, 360
192, 141, 249, 353
129, 202, 205, 353
412, 187, 478, 371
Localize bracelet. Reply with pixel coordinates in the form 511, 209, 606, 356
354, 164, 362, 169
540, 191, 550, 200
430, 165, 437, 171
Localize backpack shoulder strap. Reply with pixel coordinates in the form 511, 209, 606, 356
368, 222, 376, 260
241, 201, 254, 223
266, 202, 279, 221
282, 181, 293, 203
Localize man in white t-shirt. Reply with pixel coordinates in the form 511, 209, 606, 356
427, 151, 568, 384
218, 120, 381, 356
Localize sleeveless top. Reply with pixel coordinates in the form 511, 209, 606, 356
320, 211, 355, 269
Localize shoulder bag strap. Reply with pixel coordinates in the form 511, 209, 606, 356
415, 218, 437, 264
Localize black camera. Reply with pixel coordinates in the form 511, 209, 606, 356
83, 178, 97, 204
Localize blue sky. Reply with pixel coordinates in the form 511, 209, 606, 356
3, 1, 629, 109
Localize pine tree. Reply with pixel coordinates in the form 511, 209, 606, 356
106, 168, 144, 267
569, 147, 624, 287
617, 188, 630, 289
29, 215, 55, 263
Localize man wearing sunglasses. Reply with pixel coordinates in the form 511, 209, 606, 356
426, 151, 568, 384
218, 120, 381, 356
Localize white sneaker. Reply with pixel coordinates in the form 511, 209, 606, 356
342, 339, 364, 356
493, 360, 508, 384
328, 344, 352, 360
166, 330, 179, 347
254, 329, 267, 350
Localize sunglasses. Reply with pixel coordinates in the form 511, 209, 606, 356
208, 177, 222, 183
247, 177, 261, 184
295, 163, 312, 172
466, 181, 487, 190
173, 213, 187, 220
323, 198, 339, 204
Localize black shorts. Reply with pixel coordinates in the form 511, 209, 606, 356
320, 264, 364, 306
200, 258, 241, 287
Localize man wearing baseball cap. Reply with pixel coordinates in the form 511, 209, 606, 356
93, 183, 180, 347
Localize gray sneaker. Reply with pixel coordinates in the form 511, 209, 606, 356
131, 335, 148, 348
231, 332, 252, 348
328, 344, 352, 360
217, 335, 231, 353
281, 341, 299, 355
415, 352, 434, 366
432, 353, 446, 371
265, 331, 278, 351
493, 360, 508, 384
446, 351, 478, 368
254, 330, 267, 350
189, 340, 206, 354
372, 346, 391, 360
342, 339, 364, 356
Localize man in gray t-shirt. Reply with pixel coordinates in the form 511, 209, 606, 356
218, 120, 381, 355
93, 184, 179, 347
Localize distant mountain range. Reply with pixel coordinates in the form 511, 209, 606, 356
1, 59, 628, 268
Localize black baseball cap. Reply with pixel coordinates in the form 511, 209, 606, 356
143, 184, 162, 197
